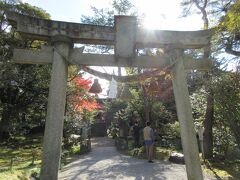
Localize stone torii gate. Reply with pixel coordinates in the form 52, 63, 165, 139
7, 12, 212, 180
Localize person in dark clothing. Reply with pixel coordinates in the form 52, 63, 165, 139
132, 122, 140, 148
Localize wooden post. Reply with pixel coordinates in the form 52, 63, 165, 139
171, 50, 203, 180
40, 35, 72, 180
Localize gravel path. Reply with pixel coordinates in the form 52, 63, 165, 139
59, 137, 216, 180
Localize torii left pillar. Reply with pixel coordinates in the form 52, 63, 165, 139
40, 35, 72, 180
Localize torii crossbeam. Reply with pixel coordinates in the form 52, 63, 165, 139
7, 12, 212, 180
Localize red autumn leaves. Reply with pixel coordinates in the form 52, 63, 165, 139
68, 76, 101, 112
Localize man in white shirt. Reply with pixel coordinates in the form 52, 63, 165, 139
143, 121, 154, 163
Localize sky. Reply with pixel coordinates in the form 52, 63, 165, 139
23, 0, 204, 97
24, 0, 203, 30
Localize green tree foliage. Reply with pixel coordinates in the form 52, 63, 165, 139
0, 0, 50, 18
181, 0, 218, 159
180, 0, 239, 59
218, 1, 240, 57
190, 89, 207, 125
80, 0, 138, 54
220, 1, 240, 36
214, 71, 240, 149
181, 0, 240, 159
112, 0, 135, 15
81, 0, 137, 26
127, 86, 174, 126
104, 99, 128, 124
104, 99, 127, 137
105, 89, 175, 139
64, 72, 100, 140
0, 0, 51, 140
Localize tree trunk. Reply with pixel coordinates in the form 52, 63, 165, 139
142, 85, 150, 123
144, 102, 150, 122
234, 131, 240, 150
230, 125, 240, 150
227, 113, 240, 150
0, 104, 12, 141
203, 88, 214, 159
192, 0, 214, 160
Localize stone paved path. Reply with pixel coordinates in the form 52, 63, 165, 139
59, 137, 216, 180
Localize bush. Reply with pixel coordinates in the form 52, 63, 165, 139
70, 145, 80, 154
155, 147, 172, 161
158, 121, 180, 138
107, 123, 119, 138
128, 146, 145, 157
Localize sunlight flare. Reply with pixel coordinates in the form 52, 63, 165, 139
136, 0, 179, 30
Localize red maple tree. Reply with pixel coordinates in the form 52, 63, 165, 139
68, 76, 101, 113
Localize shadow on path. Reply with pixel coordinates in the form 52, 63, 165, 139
59, 137, 216, 180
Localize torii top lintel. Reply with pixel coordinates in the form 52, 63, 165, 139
7, 12, 212, 51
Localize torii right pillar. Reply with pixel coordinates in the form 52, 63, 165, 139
171, 49, 203, 180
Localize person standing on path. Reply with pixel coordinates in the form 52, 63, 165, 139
132, 121, 140, 148
143, 121, 154, 163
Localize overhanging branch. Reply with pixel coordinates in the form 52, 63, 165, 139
81, 66, 171, 83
